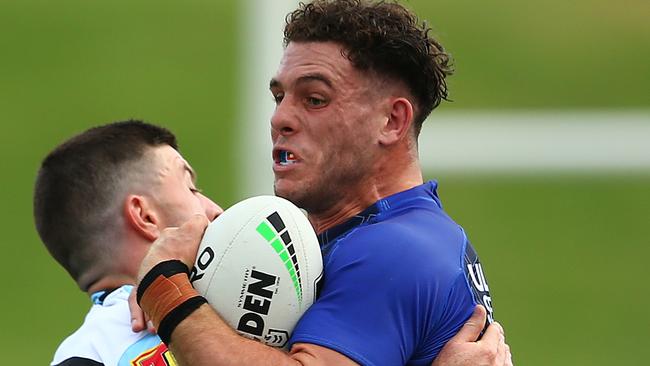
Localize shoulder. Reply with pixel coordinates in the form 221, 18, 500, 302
329, 206, 467, 279
51, 289, 148, 366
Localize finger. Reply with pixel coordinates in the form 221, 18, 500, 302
451, 305, 487, 342
505, 344, 513, 366
181, 213, 210, 236
176, 214, 210, 266
479, 321, 504, 347
494, 329, 506, 366
129, 287, 147, 332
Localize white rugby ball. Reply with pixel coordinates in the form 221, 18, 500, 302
190, 195, 323, 348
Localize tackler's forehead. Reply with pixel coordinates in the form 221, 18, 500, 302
141, 144, 186, 185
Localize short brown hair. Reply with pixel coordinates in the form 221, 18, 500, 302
284, 0, 453, 135
33, 120, 177, 291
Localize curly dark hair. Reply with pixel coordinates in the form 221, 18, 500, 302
284, 0, 453, 135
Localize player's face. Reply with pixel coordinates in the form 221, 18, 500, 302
270, 42, 386, 214
146, 145, 222, 228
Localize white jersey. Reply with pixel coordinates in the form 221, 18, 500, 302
51, 285, 176, 366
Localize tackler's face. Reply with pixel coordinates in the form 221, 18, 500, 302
146, 145, 223, 228
269, 41, 386, 214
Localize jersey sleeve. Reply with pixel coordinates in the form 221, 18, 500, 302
414, 271, 477, 362
288, 224, 477, 366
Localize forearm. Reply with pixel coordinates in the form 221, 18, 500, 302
136, 219, 356, 366
168, 303, 300, 366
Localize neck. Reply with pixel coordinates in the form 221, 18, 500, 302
84, 236, 144, 296
86, 274, 135, 296
309, 155, 423, 233
83, 227, 152, 297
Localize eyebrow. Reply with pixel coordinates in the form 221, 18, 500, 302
183, 162, 197, 183
269, 78, 281, 89
269, 73, 333, 90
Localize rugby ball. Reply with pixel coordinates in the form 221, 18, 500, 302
189, 195, 323, 348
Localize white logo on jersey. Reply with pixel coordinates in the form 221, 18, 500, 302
467, 263, 494, 323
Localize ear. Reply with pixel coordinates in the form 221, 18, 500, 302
378, 97, 414, 146
124, 194, 160, 242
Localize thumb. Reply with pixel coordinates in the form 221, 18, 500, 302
183, 213, 210, 231
451, 305, 487, 342
175, 214, 210, 266
178, 214, 210, 240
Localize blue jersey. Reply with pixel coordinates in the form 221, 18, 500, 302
288, 181, 493, 366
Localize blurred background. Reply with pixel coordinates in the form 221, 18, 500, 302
1, 0, 648, 364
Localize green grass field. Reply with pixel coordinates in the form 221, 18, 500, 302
411, 0, 650, 110
433, 174, 650, 365
1, 0, 648, 364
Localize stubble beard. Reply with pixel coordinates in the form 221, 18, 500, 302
274, 155, 371, 216
274, 177, 338, 215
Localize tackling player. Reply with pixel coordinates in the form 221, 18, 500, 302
35, 121, 222, 365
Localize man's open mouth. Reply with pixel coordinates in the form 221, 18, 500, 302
278, 150, 298, 166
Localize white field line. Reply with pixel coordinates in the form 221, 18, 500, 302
419, 111, 650, 173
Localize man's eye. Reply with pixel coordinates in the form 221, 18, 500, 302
190, 187, 202, 194
272, 92, 284, 104
307, 97, 325, 107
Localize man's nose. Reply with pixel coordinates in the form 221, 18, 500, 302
270, 97, 298, 137
202, 195, 223, 221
